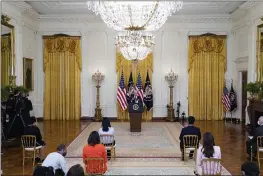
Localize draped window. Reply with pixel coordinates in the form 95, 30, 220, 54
188, 35, 226, 120
43, 36, 81, 120
116, 48, 153, 121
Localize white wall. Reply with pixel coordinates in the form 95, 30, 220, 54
231, 2, 263, 123
3, 2, 236, 119
2, 2, 40, 116
37, 20, 232, 118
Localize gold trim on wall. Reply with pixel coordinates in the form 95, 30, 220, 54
1, 14, 15, 85
256, 22, 263, 81
23, 58, 34, 91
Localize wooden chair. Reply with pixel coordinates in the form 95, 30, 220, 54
257, 136, 263, 168
21, 135, 42, 166
182, 135, 199, 161
84, 157, 106, 175
201, 158, 222, 175
100, 134, 116, 161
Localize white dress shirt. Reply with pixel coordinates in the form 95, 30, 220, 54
42, 152, 67, 174
99, 127, 114, 135
196, 146, 221, 175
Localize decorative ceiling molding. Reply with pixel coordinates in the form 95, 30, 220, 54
235, 57, 248, 64
10, 1, 40, 20
38, 1, 230, 10
168, 15, 231, 22
38, 15, 99, 22
231, 1, 259, 21
38, 14, 232, 23
239, 1, 259, 10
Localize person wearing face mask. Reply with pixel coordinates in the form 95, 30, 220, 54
42, 144, 68, 175
246, 116, 263, 160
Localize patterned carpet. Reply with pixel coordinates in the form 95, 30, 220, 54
66, 122, 231, 175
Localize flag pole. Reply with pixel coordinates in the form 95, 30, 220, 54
225, 111, 226, 124
230, 111, 233, 124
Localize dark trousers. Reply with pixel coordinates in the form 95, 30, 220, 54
246, 139, 257, 156
33, 166, 54, 176
180, 142, 195, 157
105, 140, 116, 158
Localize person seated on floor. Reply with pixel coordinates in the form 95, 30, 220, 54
246, 116, 263, 160
241, 161, 260, 176
23, 117, 45, 163
99, 117, 115, 160
179, 116, 201, 158
66, 164, 85, 176
82, 131, 107, 174
42, 144, 68, 176
195, 132, 221, 176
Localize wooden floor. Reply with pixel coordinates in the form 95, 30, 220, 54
1, 120, 254, 175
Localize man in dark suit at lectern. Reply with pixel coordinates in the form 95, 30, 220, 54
126, 84, 143, 132
126, 85, 142, 104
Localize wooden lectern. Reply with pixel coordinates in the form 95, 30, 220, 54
128, 101, 144, 132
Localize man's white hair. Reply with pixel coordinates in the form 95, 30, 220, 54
258, 116, 263, 125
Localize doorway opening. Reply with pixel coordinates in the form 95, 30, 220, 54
241, 71, 248, 122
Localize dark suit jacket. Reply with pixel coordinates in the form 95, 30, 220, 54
24, 126, 43, 143
179, 125, 201, 148
252, 125, 263, 142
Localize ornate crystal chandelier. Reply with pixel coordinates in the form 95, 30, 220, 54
116, 31, 155, 61
86, 1, 183, 31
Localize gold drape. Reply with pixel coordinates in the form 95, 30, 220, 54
257, 30, 263, 81
1, 35, 11, 85
188, 35, 226, 120
43, 36, 81, 120
116, 49, 153, 121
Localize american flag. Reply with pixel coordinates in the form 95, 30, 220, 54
222, 86, 230, 112
136, 73, 144, 102
117, 71, 127, 111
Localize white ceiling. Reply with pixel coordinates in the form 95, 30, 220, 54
26, 1, 246, 16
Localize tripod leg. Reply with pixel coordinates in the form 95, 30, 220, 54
19, 115, 26, 127
7, 115, 17, 136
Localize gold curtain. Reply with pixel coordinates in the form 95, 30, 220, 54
188, 35, 226, 120
257, 30, 263, 81
43, 36, 81, 120
116, 49, 153, 121
1, 35, 11, 85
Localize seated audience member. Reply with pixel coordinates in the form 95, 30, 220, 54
33, 166, 54, 176
67, 164, 85, 176
241, 161, 260, 176
42, 144, 68, 176
246, 116, 263, 160
82, 131, 107, 174
23, 117, 45, 163
179, 116, 201, 158
99, 117, 115, 159
195, 132, 221, 175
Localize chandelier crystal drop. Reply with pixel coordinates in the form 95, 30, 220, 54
116, 31, 155, 61
86, 1, 183, 31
